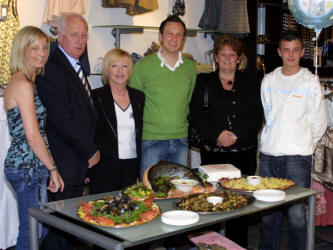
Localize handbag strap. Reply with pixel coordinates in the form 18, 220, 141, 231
203, 79, 209, 110
97, 97, 117, 138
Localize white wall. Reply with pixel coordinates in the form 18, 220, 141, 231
17, 0, 213, 76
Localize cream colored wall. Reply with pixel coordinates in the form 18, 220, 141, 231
17, 0, 213, 86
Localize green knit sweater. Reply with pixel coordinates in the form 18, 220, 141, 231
130, 53, 197, 140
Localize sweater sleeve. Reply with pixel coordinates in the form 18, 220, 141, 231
130, 60, 144, 91
311, 79, 328, 147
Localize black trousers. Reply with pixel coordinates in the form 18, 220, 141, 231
89, 158, 139, 195
41, 180, 85, 250
200, 146, 258, 248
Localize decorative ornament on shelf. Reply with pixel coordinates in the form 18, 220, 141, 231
172, 0, 185, 16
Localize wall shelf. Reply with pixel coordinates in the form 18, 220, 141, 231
92, 25, 222, 48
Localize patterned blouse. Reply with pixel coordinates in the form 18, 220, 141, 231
4, 88, 48, 172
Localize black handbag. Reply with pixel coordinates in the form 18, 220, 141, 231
188, 81, 209, 148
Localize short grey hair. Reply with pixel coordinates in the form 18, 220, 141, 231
57, 13, 88, 34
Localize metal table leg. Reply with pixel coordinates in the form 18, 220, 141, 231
29, 212, 39, 250
306, 194, 316, 250
29, 208, 124, 250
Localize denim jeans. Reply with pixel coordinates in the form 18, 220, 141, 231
140, 137, 189, 177
259, 153, 312, 250
5, 167, 49, 250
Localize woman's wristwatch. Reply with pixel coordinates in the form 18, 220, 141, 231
49, 166, 58, 172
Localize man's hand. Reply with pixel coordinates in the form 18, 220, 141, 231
88, 150, 100, 168
216, 130, 237, 147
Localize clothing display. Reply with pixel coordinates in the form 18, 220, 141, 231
199, 0, 250, 36
315, 183, 333, 226
260, 67, 327, 156
172, 0, 185, 16
43, 0, 86, 27
101, 0, 158, 16
130, 53, 196, 140
282, 9, 298, 32
313, 86, 333, 191
301, 26, 316, 61
0, 0, 19, 86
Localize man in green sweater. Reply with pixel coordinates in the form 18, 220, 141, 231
130, 15, 197, 177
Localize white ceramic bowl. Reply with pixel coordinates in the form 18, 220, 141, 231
171, 179, 199, 193
206, 196, 223, 206
247, 176, 261, 186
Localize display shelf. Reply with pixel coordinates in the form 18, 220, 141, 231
92, 25, 222, 48
257, 1, 284, 7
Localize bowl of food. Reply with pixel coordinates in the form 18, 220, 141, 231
171, 179, 199, 193
206, 196, 223, 206
247, 176, 261, 186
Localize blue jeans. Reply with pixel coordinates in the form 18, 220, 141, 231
259, 153, 312, 250
5, 167, 49, 250
140, 137, 189, 177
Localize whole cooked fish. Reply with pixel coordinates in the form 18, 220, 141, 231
144, 160, 205, 193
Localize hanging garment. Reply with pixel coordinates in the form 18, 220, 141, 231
101, 0, 158, 16
313, 127, 333, 191
282, 9, 298, 32
217, 0, 250, 34
301, 26, 315, 60
172, 0, 185, 16
43, 0, 86, 27
198, 0, 220, 31
0, 0, 19, 86
199, 0, 250, 37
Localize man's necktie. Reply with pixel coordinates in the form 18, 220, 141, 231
77, 63, 92, 104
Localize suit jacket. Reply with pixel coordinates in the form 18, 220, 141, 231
36, 47, 97, 185
89, 84, 145, 180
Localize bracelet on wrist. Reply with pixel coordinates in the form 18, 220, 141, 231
49, 166, 58, 172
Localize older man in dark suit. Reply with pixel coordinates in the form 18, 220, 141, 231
36, 13, 100, 249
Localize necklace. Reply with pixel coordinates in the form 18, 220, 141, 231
219, 75, 234, 86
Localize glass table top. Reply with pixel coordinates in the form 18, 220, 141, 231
44, 187, 317, 243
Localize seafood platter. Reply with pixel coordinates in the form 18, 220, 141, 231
142, 160, 216, 198
174, 191, 254, 214
77, 195, 160, 228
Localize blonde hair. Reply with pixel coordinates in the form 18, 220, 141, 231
10, 26, 49, 79
101, 48, 133, 85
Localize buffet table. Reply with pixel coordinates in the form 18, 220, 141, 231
29, 187, 318, 250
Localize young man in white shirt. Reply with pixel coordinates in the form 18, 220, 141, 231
259, 31, 327, 250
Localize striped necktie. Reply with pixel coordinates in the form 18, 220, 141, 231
76, 63, 92, 103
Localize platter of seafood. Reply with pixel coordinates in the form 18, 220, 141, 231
174, 191, 254, 214
219, 177, 296, 192
77, 195, 160, 227
142, 160, 215, 199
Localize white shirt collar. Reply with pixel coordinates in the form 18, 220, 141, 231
157, 48, 183, 72
58, 45, 80, 71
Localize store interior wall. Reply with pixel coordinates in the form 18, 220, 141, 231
17, 0, 214, 87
